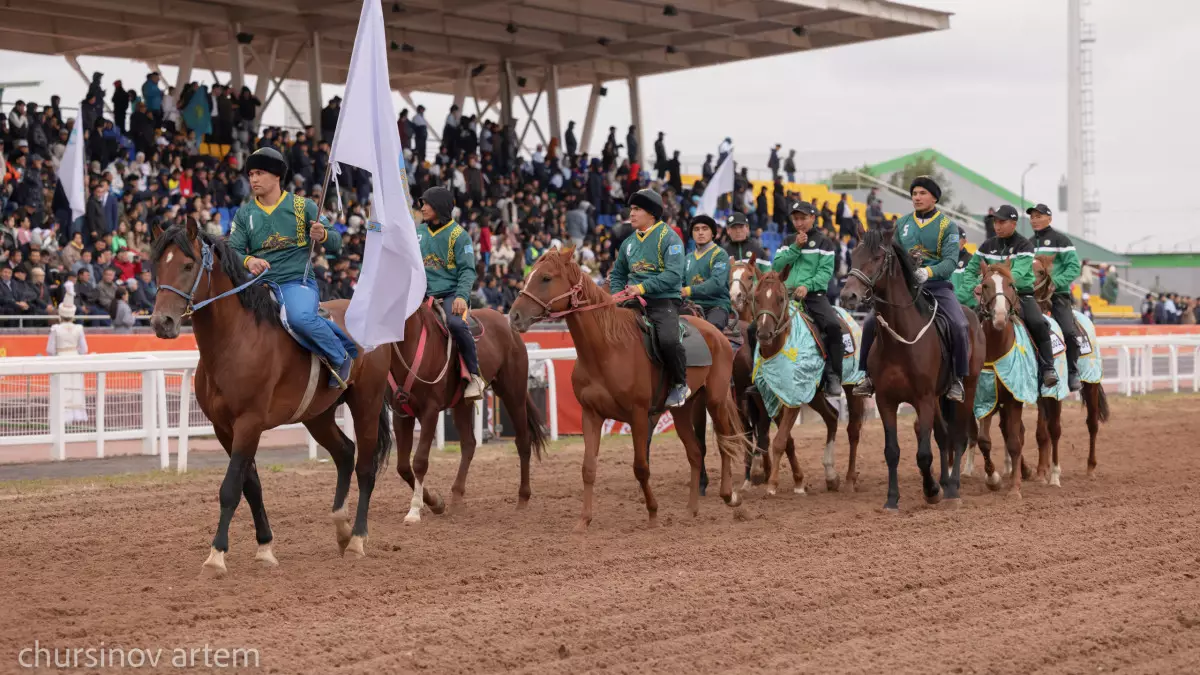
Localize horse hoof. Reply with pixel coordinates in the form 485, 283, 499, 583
1007, 489, 1023, 500
943, 498, 962, 510
925, 491, 942, 506
428, 493, 447, 515
986, 472, 1003, 491
331, 508, 352, 551
572, 521, 590, 535
880, 505, 900, 515
343, 535, 366, 558
646, 515, 659, 528
1086, 468, 1097, 480
793, 485, 807, 496
725, 491, 742, 508
826, 475, 841, 492
740, 479, 753, 492
516, 498, 530, 511
845, 476, 859, 493
403, 508, 422, 524
766, 487, 777, 497
254, 544, 278, 568
200, 548, 227, 579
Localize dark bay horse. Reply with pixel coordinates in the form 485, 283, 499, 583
508, 248, 745, 531
389, 303, 546, 523
150, 222, 393, 577
840, 229, 984, 511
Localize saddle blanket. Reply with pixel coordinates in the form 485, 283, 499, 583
1074, 309, 1102, 384
974, 321, 1039, 420
752, 302, 827, 417
1042, 315, 1071, 401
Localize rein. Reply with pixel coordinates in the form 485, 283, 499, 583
850, 244, 935, 345
518, 281, 642, 320
157, 239, 266, 316
751, 283, 792, 343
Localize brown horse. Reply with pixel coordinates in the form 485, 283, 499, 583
389, 303, 546, 523
973, 263, 1031, 495
840, 228, 985, 511
1034, 256, 1109, 481
508, 248, 745, 531
150, 222, 394, 577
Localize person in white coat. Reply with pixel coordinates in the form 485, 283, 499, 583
46, 292, 89, 423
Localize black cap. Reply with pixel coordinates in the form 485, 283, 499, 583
1026, 203, 1052, 216
993, 205, 1019, 221
789, 201, 816, 216
726, 212, 749, 227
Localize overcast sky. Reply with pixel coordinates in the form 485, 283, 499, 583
2, 0, 1196, 252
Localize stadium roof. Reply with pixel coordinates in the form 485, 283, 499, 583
0, 0, 950, 96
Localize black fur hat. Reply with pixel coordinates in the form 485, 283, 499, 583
909, 175, 942, 202
628, 188, 664, 220
245, 147, 289, 182
690, 214, 720, 234
417, 186, 455, 224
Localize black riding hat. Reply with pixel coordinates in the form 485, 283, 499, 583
416, 186, 455, 225
628, 189, 664, 220
245, 147, 289, 181
690, 214, 720, 234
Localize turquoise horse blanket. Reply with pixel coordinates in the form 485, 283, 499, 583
974, 320, 1039, 420
1073, 309, 1102, 384
753, 302, 863, 418
1042, 315, 1071, 401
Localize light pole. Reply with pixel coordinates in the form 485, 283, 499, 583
1020, 162, 1038, 230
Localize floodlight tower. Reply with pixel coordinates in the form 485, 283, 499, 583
1067, 0, 1100, 238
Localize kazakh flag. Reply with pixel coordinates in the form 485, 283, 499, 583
182, 85, 212, 136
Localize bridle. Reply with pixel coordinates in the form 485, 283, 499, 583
517, 267, 641, 322
750, 278, 792, 342
729, 262, 759, 311
848, 243, 937, 346
156, 238, 265, 316
976, 279, 1018, 324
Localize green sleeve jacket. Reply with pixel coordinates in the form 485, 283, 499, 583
895, 211, 961, 282
962, 232, 1036, 296
771, 228, 835, 293
1031, 226, 1081, 296
951, 248, 977, 309
229, 191, 325, 285
419, 220, 476, 300
609, 221, 685, 300
684, 243, 731, 310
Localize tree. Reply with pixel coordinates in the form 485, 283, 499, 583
888, 155, 954, 206
829, 164, 873, 190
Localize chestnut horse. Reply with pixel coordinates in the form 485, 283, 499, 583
150, 222, 394, 577
389, 303, 546, 523
508, 248, 745, 531
840, 228, 985, 511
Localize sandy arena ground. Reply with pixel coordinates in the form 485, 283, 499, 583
2, 394, 1200, 674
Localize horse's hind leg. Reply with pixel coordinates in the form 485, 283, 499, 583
629, 411, 659, 526
977, 414, 1002, 490
1045, 398, 1063, 487
690, 390, 710, 497
810, 395, 840, 492
843, 387, 864, 491
449, 400, 479, 509
405, 408, 443, 524
305, 407, 357, 553
494, 377, 533, 508
673, 398, 705, 517
1084, 383, 1101, 478
214, 423, 276, 567
933, 403, 951, 493
1035, 401, 1052, 482
767, 407, 801, 496
914, 397, 940, 505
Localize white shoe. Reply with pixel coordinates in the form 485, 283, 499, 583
464, 375, 486, 400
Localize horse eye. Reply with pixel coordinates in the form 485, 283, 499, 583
541, 274, 551, 283
183, 262, 195, 271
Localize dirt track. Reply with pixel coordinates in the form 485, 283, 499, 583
2, 394, 1200, 674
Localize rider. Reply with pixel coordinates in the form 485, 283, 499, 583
852, 176, 970, 402
415, 185, 486, 400
772, 200, 843, 393
951, 226, 977, 310
1028, 202, 1083, 391
683, 215, 733, 330
610, 188, 690, 407
721, 212, 770, 271
962, 204, 1059, 389
231, 147, 357, 388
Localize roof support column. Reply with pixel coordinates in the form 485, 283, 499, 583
580, 79, 602, 156
229, 24, 246, 91
499, 59, 513, 128
252, 38, 279, 130
545, 65, 562, 150
176, 29, 200, 88
452, 64, 469, 115
627, 75, 644, 167
307, 31, 323, 137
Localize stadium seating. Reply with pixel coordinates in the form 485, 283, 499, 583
681, 174, 900, 226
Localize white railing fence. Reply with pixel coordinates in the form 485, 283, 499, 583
1, 338, 1197, 470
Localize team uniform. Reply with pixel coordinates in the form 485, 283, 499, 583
721, 212, 770, 270
684, 215, 732, 330
950, 229, 977, 310
1029, 203, 1082, 389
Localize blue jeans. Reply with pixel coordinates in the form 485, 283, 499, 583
274, 280, 358, 369
858, 282, 969, 378
437, 295, 480, 375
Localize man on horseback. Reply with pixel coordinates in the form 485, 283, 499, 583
1029, 203, 1083, 391
853, 176, 970, 402
773, 200, 843, 393
231, 147, 358, 388
610, 188, 690, 407
721, 212, 769, 270
951, 226, 977, 310
963, 204, 1060, 389
415, 185, 486, 399
683, 215, 732, 330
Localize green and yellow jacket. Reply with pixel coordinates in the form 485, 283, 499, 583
895, 210, 961, 283
229, 191, 324, 285
610, 221, 685, 300
684, 243, 731, 310
1031, 226, 1081, 296
418, 219, 476, 300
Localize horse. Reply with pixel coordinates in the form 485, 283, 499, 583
840, 228, 984, 511
972, 263, 1033, 496
726, 257, 867, 491
149, 221, 394, 577
748, 272, 853, 496
1033, 256, 1109, 480
508, 248, 745, 531
389, 302, 547, 523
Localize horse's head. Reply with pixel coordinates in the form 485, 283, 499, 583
149, 219, 205, 339
508, 247, 580, 332
976, 261, 1019, 331
842, 227, 899, 310
1033, 254, 1056, 312
751, 272, 791, 342
729, 253, 760, 315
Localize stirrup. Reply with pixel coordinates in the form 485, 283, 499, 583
1067, 371, 1081, 392
946, 379, 965, 402
1041, 369, 1059, 388
851, 377, 874, 397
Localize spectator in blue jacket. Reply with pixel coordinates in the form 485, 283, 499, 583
141, 73, 164, 127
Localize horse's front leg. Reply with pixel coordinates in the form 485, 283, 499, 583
202, 423, 263, 579
915, 397, 940, 504
766, 406, 801, 496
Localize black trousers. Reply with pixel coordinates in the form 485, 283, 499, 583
1050, 293, 1080, 375
699, 305, 730, 331
646, 297, 688, 388
804, 293, 844, 377
1018, 293, 1056, 373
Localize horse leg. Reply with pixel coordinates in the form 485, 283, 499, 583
843, 387, 864, 491
691, 389, 710, 497
213, 423, 276, 567
944, 398, 966, 502
576, 408, 603, 533
977, 414, 1002, 490
998, 405, 1014, 478
1085, 383, 1100, 478
750, 393, 769, 486
343, 386, 389, 558
933, 402, 951, 494
964, 414, 979, 477
1046, 398, 1063, 487
673, 399, 705, 517
305, 408, 357, 553
810, 395, 840, 492
392, 414, 444, 514
767, 407, 800, 496
495, 379, 533, 508
203, 424, 262, 578
705, 391, 743, 507
449, 401, 478, 508
914, 397, 940, 504
878, 397, 902, 512
784, 435, 805, 495
405, 409, 441, 524
629, 411, 659, 526
1035, 401, 1052, 482
1003, 402, 1025, 498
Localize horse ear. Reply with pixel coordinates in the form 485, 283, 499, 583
561, 245, 576, 259
185, 215, 199, 241
881, 228, 895, 244
748, 251, 757, 267
151, 222, 164, 240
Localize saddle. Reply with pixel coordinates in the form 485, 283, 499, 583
631, 309, 713, 369
921, 288, 956, 396
389, 298, 483, 419
428, 297, 485, 341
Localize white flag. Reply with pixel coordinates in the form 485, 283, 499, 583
334, 0, 426, 350
59, 119, 86, 221
697, 148, 734, 218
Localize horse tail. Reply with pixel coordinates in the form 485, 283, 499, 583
1094, 384, 1110, 424
373, 386, 395, 476
525, 392, 548, 461
714, 392, 748, 468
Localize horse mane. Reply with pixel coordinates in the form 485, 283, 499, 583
757, 271, 786, 293
537, 251, 641, 347
151, 224, 282, 327
860, 228, 930, 314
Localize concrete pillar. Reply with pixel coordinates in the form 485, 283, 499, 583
627, 75, 644, 166
499, 59, 513, 127
252, 38, 279, 130
1066, 0, 1083, 236
307, 31, 323, 137
177, 28, 200, 88
452, 64, 469, 116
229, 24, 246, 91
545, 65, 562, 149
580, 79, 602, 155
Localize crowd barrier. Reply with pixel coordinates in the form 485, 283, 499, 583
1, 336, 1198, 470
